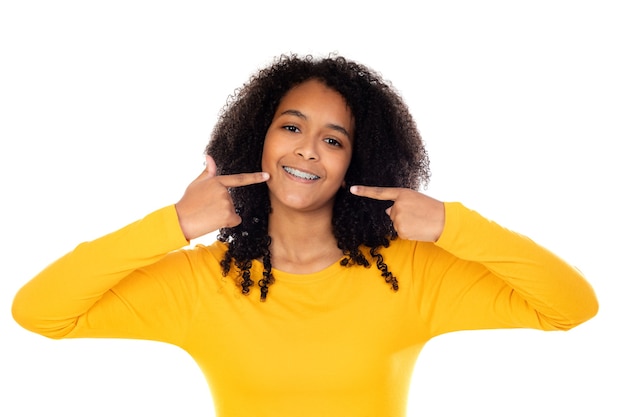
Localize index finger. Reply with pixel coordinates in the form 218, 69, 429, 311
218, 171, 270, 188
350, 185, 401, 201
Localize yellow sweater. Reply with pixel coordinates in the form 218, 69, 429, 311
12, 202, 598, 417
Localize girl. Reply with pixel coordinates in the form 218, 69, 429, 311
12, 54, 598, 417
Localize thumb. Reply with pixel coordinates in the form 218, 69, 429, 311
205, 154, 217, 178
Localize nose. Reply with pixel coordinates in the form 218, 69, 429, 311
295, 137, 319, 160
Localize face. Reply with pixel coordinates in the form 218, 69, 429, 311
262, 79, 354, 214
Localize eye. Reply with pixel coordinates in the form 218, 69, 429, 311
283, 125, 300, 133
324, 138, 342, 147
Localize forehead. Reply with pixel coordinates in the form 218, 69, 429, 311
276, 79, 354, 127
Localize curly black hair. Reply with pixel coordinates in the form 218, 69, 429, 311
206, 53, 430, 301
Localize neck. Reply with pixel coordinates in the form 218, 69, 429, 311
267, 205, 343, 274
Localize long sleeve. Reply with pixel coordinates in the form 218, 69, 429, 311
10, 201, 599, 417
11, 205, 194, 342
410, 202, 598, 337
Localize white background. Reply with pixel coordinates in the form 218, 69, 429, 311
1, 1, 624, 416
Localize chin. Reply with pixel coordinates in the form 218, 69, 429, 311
273, 196, 334, 213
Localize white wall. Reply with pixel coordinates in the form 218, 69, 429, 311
1, 1, 623, 416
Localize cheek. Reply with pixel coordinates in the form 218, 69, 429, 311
261, 132, 290, 171
260, 135, 272, 171
260, 148, 268, 171
327, 154, 352, 187
339, 151, 353, 176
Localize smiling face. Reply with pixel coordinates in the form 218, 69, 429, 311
261, 79, 354, 215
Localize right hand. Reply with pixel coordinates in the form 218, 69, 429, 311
175, 155, 269, 240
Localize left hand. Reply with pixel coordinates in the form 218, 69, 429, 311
350, 185, 445, 242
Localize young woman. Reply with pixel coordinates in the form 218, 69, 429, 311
12, 54, 598, 417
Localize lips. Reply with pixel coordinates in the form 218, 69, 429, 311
283, 166, 320, 180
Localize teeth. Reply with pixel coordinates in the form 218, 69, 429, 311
283, 166, 320, 180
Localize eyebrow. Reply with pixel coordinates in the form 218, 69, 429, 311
279, 109, 352, 139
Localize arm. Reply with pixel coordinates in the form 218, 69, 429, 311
12, 156, 269, 341
11, 205, 194, 341
417, 202, 598, 336
350, 186, 598, 334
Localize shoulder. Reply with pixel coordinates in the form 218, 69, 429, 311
193, 240, 228, 258
179, 240, 229, 269
377, 238, 428, 261
374, 238, 455, 281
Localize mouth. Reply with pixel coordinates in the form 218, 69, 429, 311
283, 166, 320, 181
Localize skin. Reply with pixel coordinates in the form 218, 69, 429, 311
175, 156, 269, 241
175, 79, 446, 270
262, 80, 354, 216
350, 185, 446, 243
261, 80, 355, 272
